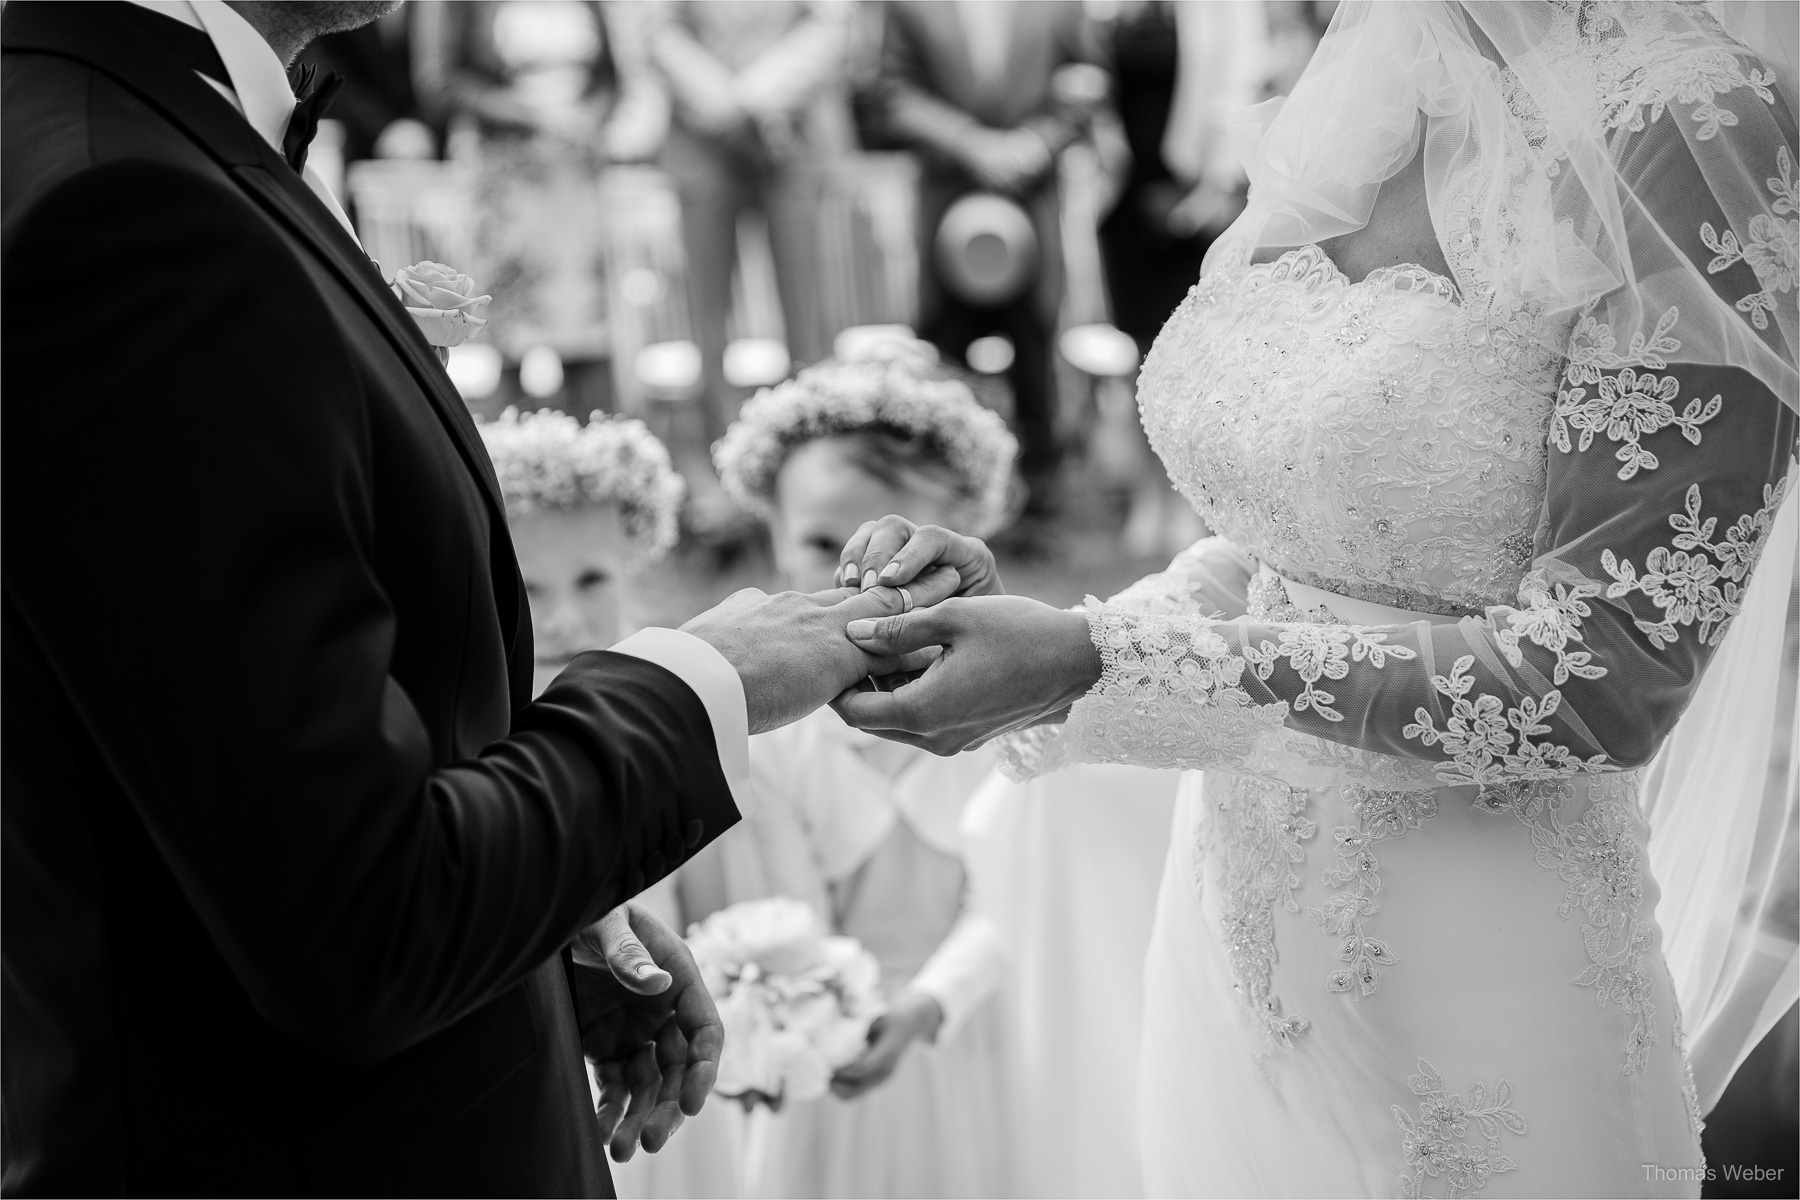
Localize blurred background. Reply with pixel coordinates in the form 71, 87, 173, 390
303, 4, 1795, 1188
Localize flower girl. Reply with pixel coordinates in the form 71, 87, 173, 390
478, 407, 683, 693
480, 407, 759, 1199
714, 344, 1019, 1198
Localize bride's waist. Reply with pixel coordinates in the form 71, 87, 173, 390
1246, 561, 1484, 624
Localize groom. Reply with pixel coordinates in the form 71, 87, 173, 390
0, 2, 939, 1194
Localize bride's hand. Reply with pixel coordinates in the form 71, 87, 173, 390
836, 516, 1005, 597
833, 596, 1100, 754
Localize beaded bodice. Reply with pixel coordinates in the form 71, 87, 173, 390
1137, 245, 1569, 616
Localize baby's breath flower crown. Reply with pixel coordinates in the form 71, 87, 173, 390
713, 341, 1018, 536
478, 407, 685, 562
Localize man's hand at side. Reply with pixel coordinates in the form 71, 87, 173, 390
680, 565, 961, 734
573, 903, 721, 1162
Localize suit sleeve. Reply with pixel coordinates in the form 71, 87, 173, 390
0, 160, 740, 1063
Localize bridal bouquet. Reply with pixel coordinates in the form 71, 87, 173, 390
687, 897, 883, 1105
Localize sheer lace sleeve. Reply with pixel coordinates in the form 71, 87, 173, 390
993, 535, 1255, 778
1057, 360, 1794, 788
1051, 98, 1799, 790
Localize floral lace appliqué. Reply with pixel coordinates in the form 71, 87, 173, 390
1394, 1059, 1526, 1199
1402, 656, 1609, 790
1602, 476, 1789, 648
1212, 773, 1316, 1054
1311, 787, 1437, 996
1699, 144, 1798, 331
1062, 599, 1291, 773
1488, 774, 1658, 1072
1244, 626, 1419, 724
1551, 366, 1722, 480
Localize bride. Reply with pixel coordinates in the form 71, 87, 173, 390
831, 3, 1798, 1196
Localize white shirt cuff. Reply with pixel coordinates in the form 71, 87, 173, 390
610, 627, 757, 820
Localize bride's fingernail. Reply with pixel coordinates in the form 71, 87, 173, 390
878, 562, 901, 581
860, 573, 878, 590
846, 619, 878, 640
843, 564, 859, 585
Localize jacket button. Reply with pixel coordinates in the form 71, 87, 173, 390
685, 819, 704, 847
645, 851, 667, 881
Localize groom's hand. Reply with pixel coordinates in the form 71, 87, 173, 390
831, 595, 1102, 754
681, 566, 961, 734
573, 902, 722, 1162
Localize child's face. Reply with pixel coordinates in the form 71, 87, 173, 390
770, 438, 961, 594
510, 503, 632, 694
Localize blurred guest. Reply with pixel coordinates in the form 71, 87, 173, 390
646, 1, 854, 461
300, 4, 439, 168
1093, 0, 1262, 559
1099, 0, 1262, 348
871, 0, 1107, 515
1262, 0, 1337, 100
415, 0, 668, 362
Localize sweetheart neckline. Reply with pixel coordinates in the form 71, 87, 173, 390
1244, 243, 1463, 301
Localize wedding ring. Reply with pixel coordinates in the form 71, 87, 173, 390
898, 586, 915, 614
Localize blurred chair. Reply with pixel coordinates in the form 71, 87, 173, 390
814, 152, 922, 339
345, 157, 476, 284
594, 166, 700, 415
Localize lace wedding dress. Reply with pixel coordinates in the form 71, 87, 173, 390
1003, 4, 1798, 1196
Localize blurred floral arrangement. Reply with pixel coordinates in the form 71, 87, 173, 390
712, 338, 1019, 537
477, 406, 684, 561
687, 897, 884, 1105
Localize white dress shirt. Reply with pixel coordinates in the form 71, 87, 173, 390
128, 0, 358, 239
127, 1, 757, 822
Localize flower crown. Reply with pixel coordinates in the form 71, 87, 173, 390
713, 341, 1018, 536
478, 407, 685, 562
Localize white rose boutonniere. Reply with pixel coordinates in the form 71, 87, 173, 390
392, 261, 491, 364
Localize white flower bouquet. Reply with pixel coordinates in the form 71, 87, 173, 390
687, 897, 883, 1106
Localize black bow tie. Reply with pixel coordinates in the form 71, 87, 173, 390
284, 62, 345, 174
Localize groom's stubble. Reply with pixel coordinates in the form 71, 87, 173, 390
224, 1, 402, 67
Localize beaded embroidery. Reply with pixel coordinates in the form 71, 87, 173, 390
1485, 774, 1659, 1073
1312, 787, 1438, 996
1394, 1060, 1526, 1199
1213, 773, 1316, 1053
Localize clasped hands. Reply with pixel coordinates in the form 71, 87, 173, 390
679, 519, 1100, 752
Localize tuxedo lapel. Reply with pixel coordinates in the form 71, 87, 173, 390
2, 2, 509, 529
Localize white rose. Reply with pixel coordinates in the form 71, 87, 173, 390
811, 1010, 875, 1069
815, 937, 882, 999
392, 260, 491, 351
767, 1029, 831, 1102
713, 986, 776, 1097
701, 897, 827, 978
774, 985, 840, 1039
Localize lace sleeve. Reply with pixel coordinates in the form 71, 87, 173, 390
993, 536, 1256, 779
1056, 93, 1799, 790
1060, 361, 1794, 790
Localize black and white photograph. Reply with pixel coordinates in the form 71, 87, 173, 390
3, 1, 1796, 1196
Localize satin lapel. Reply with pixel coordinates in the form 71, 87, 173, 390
231, 166, 508, 524
2, 2, 509, 528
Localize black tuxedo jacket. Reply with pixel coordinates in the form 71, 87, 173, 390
0, 4, 739, 1194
